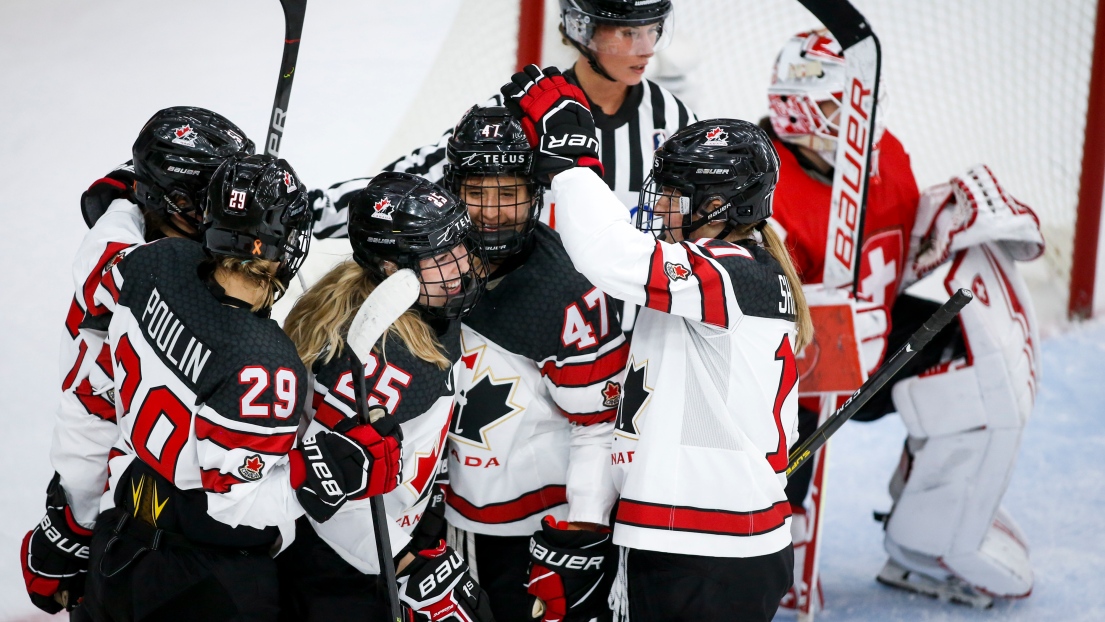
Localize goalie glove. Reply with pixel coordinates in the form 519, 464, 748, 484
500, 64, 603, 184
396, 541, 495, 622
81, 161, 137, 228
527, 516, 614, 622
21, 474, 92, 614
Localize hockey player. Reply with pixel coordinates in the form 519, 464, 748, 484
766, 30, 1041, 605
501, 65, 812, 621
20, 107, 253, 614
78, 154, 403, 621
441, 105, 626, 622
278, 171, 494, 621
312, 0, 694, 238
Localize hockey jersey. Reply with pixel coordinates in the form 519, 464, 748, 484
301, 321, 461, 574
100, 238, 308, 548
445, 224, 626, 536
310, 68, 695, 239
553, 168, 799, 558
51, 197, 146, 527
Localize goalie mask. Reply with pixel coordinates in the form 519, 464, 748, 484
559, 0, 674, 81
348, 172, 487, 320
768, 29, 885, 165
637, 119, 780, 242
203, 153, 312, 295
133, 106, 255, 236
444, 105, 541, 261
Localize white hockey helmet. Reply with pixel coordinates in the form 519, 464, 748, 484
768, 29, 886, 166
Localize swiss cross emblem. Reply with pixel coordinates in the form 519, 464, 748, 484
664, 261, 691, 281
237, 454, 265, 481
602, 381, 621, 408
372, 197, 395, 221
228, 189, 247, 211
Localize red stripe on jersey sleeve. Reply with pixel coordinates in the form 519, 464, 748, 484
644, 242, 673, 313
556, 405, 617, 426
200, 468, 248, 494
65, 297, 84, 339
62, 341, 88, 392
83, 242, 131, 317
684, 243, 729, 328
616, 499, 791, 537
443, 484, 567, 524
75, 379, 116, 422
312, 400, 352, 431
540, 341, 629, 388
195, 416, 296, 455
95, 343, 114, 379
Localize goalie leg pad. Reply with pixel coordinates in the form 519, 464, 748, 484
885, 245, 1037, 598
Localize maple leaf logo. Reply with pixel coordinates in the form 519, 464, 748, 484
704, 127, 728, 146
237, 454, 265, 481
283, 171, 297, 193
171, 124, 198, 147
602, 381, 621, 408
175, 125, 193, 139
371, 197, 395, 221
664, 261, 691, 281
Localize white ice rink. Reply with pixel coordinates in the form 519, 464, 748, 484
2, 1, 1103, 620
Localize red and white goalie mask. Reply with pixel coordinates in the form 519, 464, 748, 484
768, 30, 884, 165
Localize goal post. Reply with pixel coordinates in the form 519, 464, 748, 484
1070, 0, 1105, 320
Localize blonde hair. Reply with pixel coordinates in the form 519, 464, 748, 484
213, 257, 284, 312
284, 260, 450, 370
731, 222, 813, 351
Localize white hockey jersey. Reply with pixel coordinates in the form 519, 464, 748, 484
100, 238, 307, 548
552, 168, 800, 558
445, 225, 626, 536
51, 197, 146, 527
299, 323, 461, 574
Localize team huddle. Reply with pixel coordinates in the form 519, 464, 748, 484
21, 1, 1048, 621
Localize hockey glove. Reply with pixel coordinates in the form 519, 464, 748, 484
81, 162, 136, 228
405, 483, 449, 554
290, 433, 351, 523
396, 541, 495, 622
527, 516, 614, 622
500, 64, 603, 184
21, 474, 92, 614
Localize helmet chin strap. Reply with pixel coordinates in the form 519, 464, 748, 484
564, 30, 618, 83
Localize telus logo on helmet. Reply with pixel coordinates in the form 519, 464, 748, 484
372, 197, 395, 221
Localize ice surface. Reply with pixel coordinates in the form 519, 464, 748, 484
1, 1, 1102, 620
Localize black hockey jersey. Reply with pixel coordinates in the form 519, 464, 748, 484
302, 321, 461, 572
102, 238, 308, 548
446, 224, 627, 535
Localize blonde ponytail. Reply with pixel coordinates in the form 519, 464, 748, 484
730, 223, 813, 351
284, 260, 450, 370
212, 257, 284, 312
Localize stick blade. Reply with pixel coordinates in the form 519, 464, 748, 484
346, 269, 420, 362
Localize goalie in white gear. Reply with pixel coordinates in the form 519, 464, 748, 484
765, 29, 1042, 607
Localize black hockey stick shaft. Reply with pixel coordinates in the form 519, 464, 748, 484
266, 0, 307, 157
785, 288, 974, 477
796, 0, 881, 297
348, 351, 404, 622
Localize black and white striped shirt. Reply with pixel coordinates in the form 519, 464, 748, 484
312, 68, 696, 239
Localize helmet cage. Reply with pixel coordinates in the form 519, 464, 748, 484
768, 88, 842, 156
450, 171, 541, 261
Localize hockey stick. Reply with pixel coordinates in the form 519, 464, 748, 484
346, 269, 420, 622
786, 288, 973, 477
266, 0, 307, 158
796, 0, 881, 296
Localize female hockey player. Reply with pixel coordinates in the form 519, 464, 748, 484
766, 30, 1040, 606
20, 106, 254, 615
78, 154, 403, 621
440, 105, 625, 622
278, 171, 495, 622
501, 65, 811, 621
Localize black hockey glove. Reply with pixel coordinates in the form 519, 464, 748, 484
500, 64, 603, 184
81, 161, 136, 228
316, 404, 404, 500
290, 432, 351, 523
20, 474, 92, 614
527, 515, 614, 622
404, 483, 448, 554
396, 541, 495, 622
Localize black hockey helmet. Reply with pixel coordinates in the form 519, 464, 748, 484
444, 105, 541, 261
560, 0, 674, 80
637, 119, 780, 241
348, 172, 486, 320
132, 106, 255, 236
203, 153, 312, 294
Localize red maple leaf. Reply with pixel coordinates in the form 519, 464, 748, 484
175, 125, 192, 139
373, 197, 391, 213
244, 455, 264, 472
602, 381, 621, 403
706, 127, 723, 140
461, 352, 479, 370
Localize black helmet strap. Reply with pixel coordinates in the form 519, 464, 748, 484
562, 25, 617, 83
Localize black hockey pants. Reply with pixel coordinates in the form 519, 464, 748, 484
626, 545, 794, 621
81, 508, 279, 622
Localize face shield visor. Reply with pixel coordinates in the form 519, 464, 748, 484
562, 7, 674, 56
